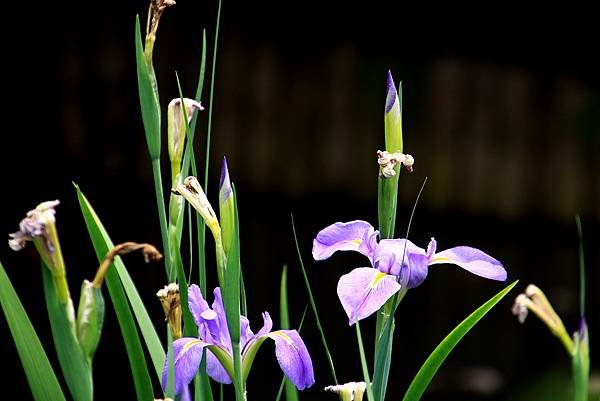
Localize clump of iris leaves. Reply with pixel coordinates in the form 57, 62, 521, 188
0, 1, 590, 401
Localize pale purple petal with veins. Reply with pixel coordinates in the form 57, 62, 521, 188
267, 330, 315, 390
162, 337, 205, 395
206, 350, 232, 384
429, 246, 507, 281
337, 267, 401, 325
312, 220, 378, 261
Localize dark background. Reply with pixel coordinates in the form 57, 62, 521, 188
0, 1, 598, 400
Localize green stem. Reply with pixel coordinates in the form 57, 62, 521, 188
152, 158, 173, 280
356, 322, 375, 401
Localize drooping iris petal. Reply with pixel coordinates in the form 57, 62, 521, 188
162, 337, 205, 395
337, 267, 401, 325
373, 239, 430, 288
312, 220, 378, 260
267, 330, 315, 390
206, 350, 232, 384
429, 246, 507, 281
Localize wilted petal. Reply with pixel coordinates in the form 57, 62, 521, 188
430, 246, 506, 281
162, 337, 204, 395
337, 267, 401, 325
312, 220, 378, 261
267, 330, 315, 390
206, 350, 232, 384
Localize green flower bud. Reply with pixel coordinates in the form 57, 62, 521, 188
76, 280, 105, 362
219, 157, 235, 255
167, 97, 204, 183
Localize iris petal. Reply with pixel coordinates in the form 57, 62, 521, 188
312, 220, 378, 260
206, 349, 232, 384
267, 330, 315, 390
430, 246, 507, 281
337, 267, 401, 325
162, 337, 205, 395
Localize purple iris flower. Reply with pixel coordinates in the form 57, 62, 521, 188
312, 220, 507, 325
162, 285, 314, 396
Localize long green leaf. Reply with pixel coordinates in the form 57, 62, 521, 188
291, 214, 338, 384
76, 185, 164, 386
402, 280, 518, 401
41, 266, 93, 401
279, 265, 299, 401
0, 262, 66, 401
223, 185, 244, 401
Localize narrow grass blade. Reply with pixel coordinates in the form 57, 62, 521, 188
203, 0, 222, 193
279, 265, 299, 401
0, 261, 66, 401
290, 214, 338, 384
181, 29, 208, 180
41, 266, 92, 401
402, 280, 518, 401
76, 185, 165, 383
356, 322, 375, 401
222, 185, 244, 401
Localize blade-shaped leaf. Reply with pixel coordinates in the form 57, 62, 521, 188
0, 261, 66, 401
41, 266, 93, 401
402, 280, 518, 401
279, 265, 299, 401
222, 185, 244, 401
76, 185, 164, 387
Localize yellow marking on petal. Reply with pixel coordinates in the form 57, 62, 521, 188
431, 257, 451, 264
350, 239, 362, 246
182, 339, 202, 354
369, 272, 388, 288
271, 331, 293, 344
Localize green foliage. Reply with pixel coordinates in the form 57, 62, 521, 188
76, 185, 160, 399
41, 266, 93, 401
0, 261, 66, 401
402, 280, 518, 401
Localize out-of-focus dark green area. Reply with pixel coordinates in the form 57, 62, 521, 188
0, 1, 597, 400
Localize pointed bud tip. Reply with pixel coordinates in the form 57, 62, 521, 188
219, 156, 232, 203
385, 70, 397, 113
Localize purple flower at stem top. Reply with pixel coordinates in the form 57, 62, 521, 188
162, 285, 314, 396
312, 220, 507, 325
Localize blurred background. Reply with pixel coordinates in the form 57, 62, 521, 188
0, 1, 597, 400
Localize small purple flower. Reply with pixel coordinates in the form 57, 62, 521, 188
313, 220, 507, 325
162, 285, 314, 396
